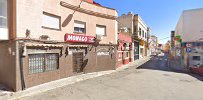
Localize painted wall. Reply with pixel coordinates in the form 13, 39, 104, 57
175, 8, 203, 43
117, 13, 134, 34
117, 33, 133, 67
134, 15, 148, 42
85, 0, 93, 3
0, 41, 16, 91
16, 0, 118, 44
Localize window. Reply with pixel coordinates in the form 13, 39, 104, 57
96, 25, 106, 36
145, 32, 147, 39
192, 56, 200, 61
0, 0, 8, 40
142, 30, 144, 37
0, 0, 7, 28
42, 12, 61, 30
139, 28, 142, 36
74, 20, 86, 33
28, 53, 59, 74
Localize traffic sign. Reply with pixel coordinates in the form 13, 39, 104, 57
186, 48, 192, 53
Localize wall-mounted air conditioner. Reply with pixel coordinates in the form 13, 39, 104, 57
95, 35, 103, 42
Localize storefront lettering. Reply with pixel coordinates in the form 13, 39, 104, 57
97, 52, 110, 56
65, 34, 95, 43
68, 35, 88, 42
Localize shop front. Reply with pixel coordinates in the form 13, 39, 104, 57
17, 33, 117, 89
117, 33, 133, 68
139, 39, 145, 59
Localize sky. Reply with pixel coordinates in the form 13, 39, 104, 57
94, 0, 203, 44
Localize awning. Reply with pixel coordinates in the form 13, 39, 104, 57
68, 45, 88, 47
25, 43, 63, 48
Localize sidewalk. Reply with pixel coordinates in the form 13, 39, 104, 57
0, 57, 151, 100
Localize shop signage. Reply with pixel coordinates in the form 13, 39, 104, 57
65, 34, 95, 43
186, 43, 192, 48
97, 52, 110, 56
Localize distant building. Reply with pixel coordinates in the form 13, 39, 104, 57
164, 41, 171, 53
149, 35, 158, 55
118, 12, 150, 60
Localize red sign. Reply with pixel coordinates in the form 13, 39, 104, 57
65, 34, 95, 43
186, 43, 192, 48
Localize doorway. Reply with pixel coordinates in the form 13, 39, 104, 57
72, 52, 84, 73
134, 42, 139, 60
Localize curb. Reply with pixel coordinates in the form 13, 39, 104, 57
0, 57, 151, 100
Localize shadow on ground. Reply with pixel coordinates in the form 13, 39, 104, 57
0, 84, 12, 96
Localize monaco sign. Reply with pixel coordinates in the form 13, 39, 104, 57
65, 34, 95, 43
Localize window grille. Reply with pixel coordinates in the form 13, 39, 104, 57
28, 53, 59, 74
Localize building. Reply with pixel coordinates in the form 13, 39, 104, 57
149, 35, 158, 55
117, 28, 133, 67
164, 41, 171, 53
0, 0, 118, 91
174, 8, 203, 74
118, 12, 150, 61
170, 31, 175, 49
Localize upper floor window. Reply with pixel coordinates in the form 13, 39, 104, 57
96, 25, 106, 36
139, 28, 142, 36
42, 12, 61, 30
74, 20, 86, 33
0, 0, 7, 28
142, 30, 144, 37
145, 32, 147, 39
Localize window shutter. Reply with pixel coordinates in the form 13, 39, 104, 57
96, 25, 106, 36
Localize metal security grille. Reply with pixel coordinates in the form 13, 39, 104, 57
73, 52, 84, 73
28, 53, 59, 74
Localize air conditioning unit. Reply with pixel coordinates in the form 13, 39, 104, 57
39, 35, 50, 40
95, 35, 103, 42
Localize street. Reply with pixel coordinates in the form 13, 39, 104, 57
20, 54, 203, 100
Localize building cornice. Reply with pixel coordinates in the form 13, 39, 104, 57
60, 1, 117, 20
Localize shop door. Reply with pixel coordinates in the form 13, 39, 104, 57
73, 52, 84, 73
134, 42, 139, 60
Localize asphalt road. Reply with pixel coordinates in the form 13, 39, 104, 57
20, 53, 203, 100
138, 53, 170, 71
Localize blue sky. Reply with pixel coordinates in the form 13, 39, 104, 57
94, 0, 203, 44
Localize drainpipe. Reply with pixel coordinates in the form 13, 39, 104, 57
18, 42, 26, 90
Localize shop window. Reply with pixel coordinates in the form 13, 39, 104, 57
28, 53, 59, 74
192, 56, 200, 61
74, 20, 86, 33
96, 25, 106, 36
0, 0, 8, 40
42, 12, 61, 30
